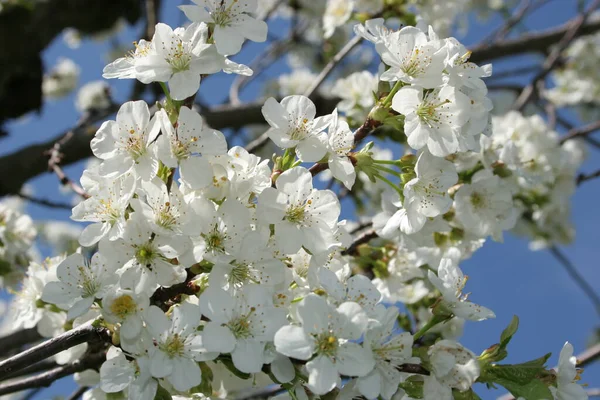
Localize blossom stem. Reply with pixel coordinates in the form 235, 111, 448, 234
159, 82, 172, 104
373, 164, 402, 179
381, 81, 404, 107
413, 315, 449, 340
374, 172, 403, 200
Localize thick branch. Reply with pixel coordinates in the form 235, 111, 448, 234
0, 353, 104, 396
0, 329, 41, 358
0, 324, 109, 378
0, 95, 339, 196
469, 15, 600, 64
513, 0, 600, 111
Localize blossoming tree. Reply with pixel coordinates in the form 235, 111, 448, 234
0, 0, 599, 399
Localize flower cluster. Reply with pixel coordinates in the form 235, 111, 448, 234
0, 198, 36, 288
8, 4, 589, 400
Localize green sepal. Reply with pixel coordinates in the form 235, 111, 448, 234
153, 384, 173, 400
452, 389, 482, 400
219, 357, 251, 380
398, 377, 424, 398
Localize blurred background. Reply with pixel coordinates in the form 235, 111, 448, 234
0, 0, 599, 398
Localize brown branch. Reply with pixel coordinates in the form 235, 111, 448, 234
47, 130, 90, 200
341, 230, 379, 256
559, 120, 600, 144
577, 169, 600, 185
67, 386, 89, 400
513, 0, 600, 111
16, 193, 73, 210
309, 116, 381, 177
0, 329, 42, 358
0, 353, 105, 396
0, 324, 109, 379
2, 360, 58, 382
469, 14, 600, 64
302, 35, 363, 99
0, 95, 339, 196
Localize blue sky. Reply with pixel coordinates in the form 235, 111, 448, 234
1, 1, 598, 399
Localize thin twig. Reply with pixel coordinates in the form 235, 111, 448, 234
67, 386, 89, 400
16, 193, 73, 210
548, 246, 600, 318
20, 387, 41, 400
577, 169, 600, 185
309, 116, 381, 177
302, 35, 363, 99
342, 230, 379, 256
559, 120, 600, 144
46, 130, 90, 200
485, 0, 533, 42
228, 0, 294, 105
513, 0, 600, 111
0, 324, 109, 378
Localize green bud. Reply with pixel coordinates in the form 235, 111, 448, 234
369, 104, 391, 123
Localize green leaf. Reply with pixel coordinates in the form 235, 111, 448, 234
500, 315, 519, 348
499, 378, 553, 400
452, 389, 482, 400
398, 379, 424, 399
153, 384, 173, 400
481, 353, 550, 385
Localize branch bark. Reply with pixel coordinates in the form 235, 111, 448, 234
0, 95, 340, 197
0, 324, 109, 379
0, 352, 104, 396
469, 14, 600, 64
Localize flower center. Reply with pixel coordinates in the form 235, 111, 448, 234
172, 139, 190, 161
229, 263, 257, 286
156, 202, 177, 230
402, 47, 427, 77
227, 310, 254, 339
203, 225, 226, 253
315, 332, 338, 357
211, 0, 239, 26
77, 265, 99, 298
135, 243, 156, 265
110, 294, 137, 319
161, 334, 186, 358
416, 97, 450, 128
167, 40, 192, 72
285, 204, 306, 224
289, 118, 310, 141
470, 191, 487, 210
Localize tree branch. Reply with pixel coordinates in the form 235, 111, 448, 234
342, 230, 379, 256
0, 95, 340, 196
469, 14, 600, 64
559, 120, 600, 144
0, 324, 109, 379
0, 353, 104, 396
302, 35, 363, 99
0, 329, 42, 359
513, 0, 600, 111
548, 246, 600, 318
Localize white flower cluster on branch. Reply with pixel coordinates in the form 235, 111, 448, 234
1, 2, 592, 400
